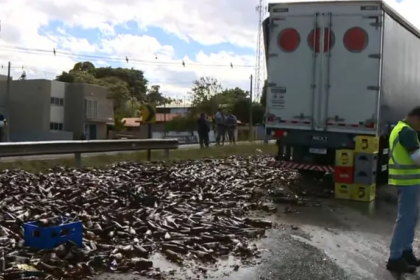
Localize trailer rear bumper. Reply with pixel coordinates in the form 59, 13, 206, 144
268, 128, 356, 149
269, 160, 335, 172
271, 129, 355, 166
271, 129, 389, 185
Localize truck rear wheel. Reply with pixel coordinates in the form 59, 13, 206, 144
298, 169, 325, 180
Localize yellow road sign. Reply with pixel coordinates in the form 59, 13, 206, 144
141, 104, 156, 123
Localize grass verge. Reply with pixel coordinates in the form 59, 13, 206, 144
0, 143, 277, 173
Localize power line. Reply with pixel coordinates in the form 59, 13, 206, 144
0, 44, 255, 69
0, 64, 247, 87
1, 65, 57, 76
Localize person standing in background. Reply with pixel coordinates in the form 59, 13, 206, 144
212, 115, 217, 142
226, 113, 237, 144
197, 113, 210, 148
0, 120, 4, 142
214, 108, 225, 145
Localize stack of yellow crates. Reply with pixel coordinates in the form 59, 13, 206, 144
352, 136, 379, 202
334, 149, 355, 200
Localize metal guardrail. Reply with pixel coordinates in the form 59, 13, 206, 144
0, 139, 179, 167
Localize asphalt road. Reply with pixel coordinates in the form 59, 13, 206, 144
0, 140, 274, 162
11, 139, 411, 279
96, 186, 420, 280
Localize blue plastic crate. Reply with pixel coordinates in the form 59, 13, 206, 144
23, 218, 83, 250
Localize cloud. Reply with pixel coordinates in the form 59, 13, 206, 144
3, 0, 260, 48
1, 0, 418, 100
0, 0, 259, 97
387, 0, 420, 26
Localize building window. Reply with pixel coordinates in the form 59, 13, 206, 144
51, 97, 64, 106
50, 122, 64, 131
84, 99, 98, 119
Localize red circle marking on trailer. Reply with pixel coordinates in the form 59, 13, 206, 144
343, 27, 368, 52
278, 28, 300, 52
308, 28, 335, 53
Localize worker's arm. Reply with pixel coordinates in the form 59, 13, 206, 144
399, 127, 420, 165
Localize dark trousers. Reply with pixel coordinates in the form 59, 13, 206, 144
199, 132, 209, 148
227, 127, 236, 144
216, 124, 225, 145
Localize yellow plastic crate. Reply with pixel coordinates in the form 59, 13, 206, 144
355, 136, 379, 154
334, 183, 353, 200
351, 184, 376, 202
335, 149, 354, 167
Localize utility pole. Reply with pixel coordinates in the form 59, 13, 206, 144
249, 74, 253, 142
163, 98, 167, 137
254, 0, 267, 101
5, 62, 10, 141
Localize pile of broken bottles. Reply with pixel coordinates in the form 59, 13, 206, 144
0, 155, 297, 279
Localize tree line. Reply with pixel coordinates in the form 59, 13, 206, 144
165, 77, 266, 132
56, 62, 267, 131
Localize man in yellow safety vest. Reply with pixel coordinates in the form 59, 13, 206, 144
387, 107, 420, 274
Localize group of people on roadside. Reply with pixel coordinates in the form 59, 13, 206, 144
197, 108, 237, 148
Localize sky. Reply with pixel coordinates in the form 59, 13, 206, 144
0, 0, 416, 100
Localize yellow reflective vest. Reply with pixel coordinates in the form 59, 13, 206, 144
389, 121, 420, 186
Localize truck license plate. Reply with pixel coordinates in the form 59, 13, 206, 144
309, 148, 327, 154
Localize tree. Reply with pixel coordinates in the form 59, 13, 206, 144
232, 98, 250, 123
73, 61, 95, 73
190, 77, 223, 116
221, 87, 248, 100
164, 114, 197, 132
99, 76, 132, 114
145, 85, 171, 106
165, 76, 261, 132
56, 62, 149, 117
220, 87, 249, 114
94, 67, 147, 101
251, 103, 265, 125
56, 71, 76, 83
231, 98, 264, 125
113, 115, 126, 131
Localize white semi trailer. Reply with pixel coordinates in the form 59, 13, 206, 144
263, 0, 420, 193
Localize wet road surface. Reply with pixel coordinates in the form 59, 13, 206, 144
95, 186, 420, 280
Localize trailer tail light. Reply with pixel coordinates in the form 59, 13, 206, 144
271, 130, 285, 137
278, 28, 300, 52
364, 122, 375, 128
275, 130, 285, 137
308, 28, 335, 53
344, 27, 368, 53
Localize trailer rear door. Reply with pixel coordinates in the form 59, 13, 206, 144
266, 2, 382, 135
322, 11, 381, 134
266, 12, 321, 130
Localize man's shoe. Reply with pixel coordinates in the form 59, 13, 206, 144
403, 250, 420, 267
387, 257, 417, 273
